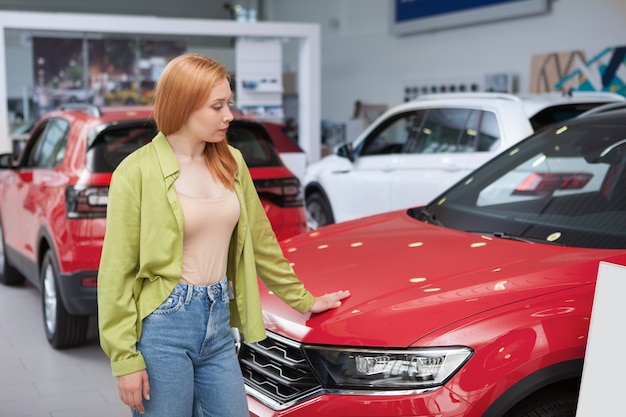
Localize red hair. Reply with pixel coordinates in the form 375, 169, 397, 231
154, 53, 237, 189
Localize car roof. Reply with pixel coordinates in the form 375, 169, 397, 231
47, 104, 154, 123
410, 91, 626, 117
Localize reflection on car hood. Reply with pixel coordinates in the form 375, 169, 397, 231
260, 210, 620, 347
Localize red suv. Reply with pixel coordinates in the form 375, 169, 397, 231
239, 109, 626, 416
0, 105, 306, 349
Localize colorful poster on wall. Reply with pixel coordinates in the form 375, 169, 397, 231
529, 46, 626, 96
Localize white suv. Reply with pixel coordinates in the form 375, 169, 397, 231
304, 91, 625, 228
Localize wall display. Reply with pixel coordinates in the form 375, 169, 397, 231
32, 36, 185, 117
235, 38, 284, 122
529, 50, 587, 94
530, 45, 626, 96
391, 0, 549, 36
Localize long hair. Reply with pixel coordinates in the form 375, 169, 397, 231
153, 53, 237, 189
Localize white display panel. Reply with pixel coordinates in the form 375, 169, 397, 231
576, 261, 626, 416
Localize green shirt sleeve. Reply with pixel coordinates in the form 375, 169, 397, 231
97, 169, 146, 376
235, 151, 315, 314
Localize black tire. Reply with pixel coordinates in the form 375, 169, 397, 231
504, 387, 578, 417
41, 250, 89, 349
0, 221, 24, 286
306, 192, 335, 229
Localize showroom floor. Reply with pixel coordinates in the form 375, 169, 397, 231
0, 281, 129, 417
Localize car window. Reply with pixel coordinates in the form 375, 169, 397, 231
358, 111, 423, 156
414, 108, 473, 153
529, 102, 616, 131
86, 123, 157, 173
476, 111, 500, 151
26, 118, 70, 168
227, 121, 283, 168
405, 108, 494, 154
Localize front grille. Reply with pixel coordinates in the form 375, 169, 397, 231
238, 331, 322, 408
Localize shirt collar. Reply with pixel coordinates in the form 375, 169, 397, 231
152, 132, 179, 179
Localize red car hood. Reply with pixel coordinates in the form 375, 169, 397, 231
259, 210, 624, 347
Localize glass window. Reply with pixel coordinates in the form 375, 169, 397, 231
457, 110, 481, 152
227, 121, 283, 168
87, 123, 157, 173
476, 111, 500, 151
27, 119, 70, 168
358, 111, 423, 156
406, 108, 475, 154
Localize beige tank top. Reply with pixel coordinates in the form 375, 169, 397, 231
177, 188, 240, 286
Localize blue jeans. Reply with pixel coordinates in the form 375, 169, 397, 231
133, 277, 249, 417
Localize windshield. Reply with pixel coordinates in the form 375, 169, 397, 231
420, 116, 626, 249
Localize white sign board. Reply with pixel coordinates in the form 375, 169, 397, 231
576, 261, 626, 416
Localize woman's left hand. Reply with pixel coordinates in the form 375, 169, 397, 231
310, 290, 351, 313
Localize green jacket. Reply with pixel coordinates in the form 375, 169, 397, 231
97, 133, 315, 377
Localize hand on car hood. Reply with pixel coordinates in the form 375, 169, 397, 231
259, 209, 614, 347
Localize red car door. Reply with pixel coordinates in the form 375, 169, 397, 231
7, 118, 70, 263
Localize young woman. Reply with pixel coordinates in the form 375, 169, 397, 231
97, 53, 349, 417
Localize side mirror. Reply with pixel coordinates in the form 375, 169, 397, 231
336, 143, 355, 162
0, 153, 15, 169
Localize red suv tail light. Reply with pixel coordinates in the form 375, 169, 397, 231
254, 177, 304, 207
66, 185, 109, 218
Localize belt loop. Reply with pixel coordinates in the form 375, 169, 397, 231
184, 283, 193, 305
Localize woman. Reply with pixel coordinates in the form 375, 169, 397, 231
97, 53, 350, 417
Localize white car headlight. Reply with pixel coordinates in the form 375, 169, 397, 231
304, 346, 473, 389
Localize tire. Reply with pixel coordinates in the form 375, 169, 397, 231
306, 192, 335, 229
41, 250, 89, 349
0, 221, 24, 286
504, 387, 578, 417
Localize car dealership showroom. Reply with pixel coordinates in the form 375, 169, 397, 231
0, 0, 625, 416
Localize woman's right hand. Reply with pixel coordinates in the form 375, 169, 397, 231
117, 369, 150, 414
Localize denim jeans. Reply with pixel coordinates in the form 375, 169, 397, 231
133, 277, 249, 417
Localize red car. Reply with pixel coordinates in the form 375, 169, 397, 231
0, 104, 306, 349
239, 109, 626, 416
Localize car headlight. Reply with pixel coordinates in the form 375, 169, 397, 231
304, 346, 473, 390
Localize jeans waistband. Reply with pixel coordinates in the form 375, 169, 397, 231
172, 276, 228, 304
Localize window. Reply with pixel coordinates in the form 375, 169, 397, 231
87, 123, 157, 173
227, 122, 283, 168
358, 111, 423, 156
356, 108, 503, 157
405, 108, 480, 154
476, 111, 500, 151
26, 119, 70, 168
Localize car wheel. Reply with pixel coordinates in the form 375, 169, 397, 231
504, 387, 578, 417
41, 249, 89, 349
306, 192, 335, 229
0, 221, 24, 286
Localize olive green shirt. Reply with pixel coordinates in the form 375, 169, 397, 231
97, 133, 315, 377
